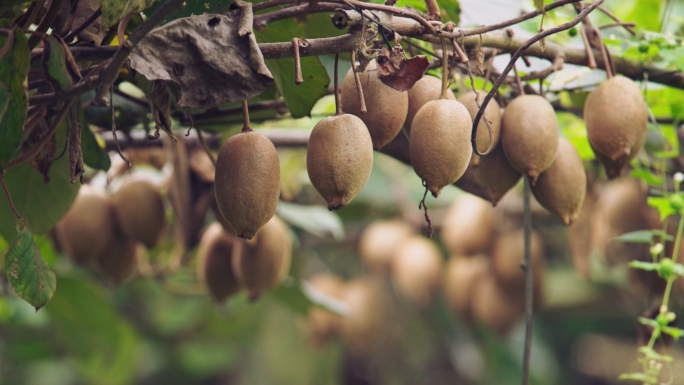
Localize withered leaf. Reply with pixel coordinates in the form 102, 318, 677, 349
128, 6, 273, 110
68, 119, 85, 183
376, 52, 429, 92
146, 80, 175, 141
70, 0, 104, 46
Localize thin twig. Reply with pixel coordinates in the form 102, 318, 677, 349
350, 51, 366, 114
440, 38, 449, 99
63, 7, 103, 43
513, 63, 525, 95
110, 87, 131, 167
451, 38, 468, 63
117, 12, 135, 48
521, 175, 533, 385
26, 0, 64, 49
92, 0, 186, 106
598, 22, 636, 30
292, 38, 303, 85
334, 53, 341, 116
418, 181, 434, 238
579, 26, 597, 68
424, 0, 441, 21
596, 28, 613, 78
242, 100, 252, 131
195, 127, 217, 167
597, 5, 636, 35
470, 0, 605, 156
20, 0, 46, 32
0, 175, 21, 220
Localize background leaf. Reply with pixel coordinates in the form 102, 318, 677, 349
4, 221, 56, 310
277, 202, 345, 240
102, 0, 158, 28
81, 128, 111, 171
0, 28, 29, 169
0, 81, 9, 121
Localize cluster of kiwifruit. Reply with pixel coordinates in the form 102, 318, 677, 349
54, 177, 166, 283
195, 215, 292, 302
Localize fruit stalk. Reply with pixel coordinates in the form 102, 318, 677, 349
440, 38, 449, 100
241, 100, 252, 132
334, 53, 341, 116
521, 175, 534, 385
350, 51, 367, 113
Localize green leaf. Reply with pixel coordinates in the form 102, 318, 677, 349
102, 0, 158, 28
81, 127, 111, 171
436, 0, 460, 24
4, 220, 56, 311
0, 28, 29, 169
277, 202, 344, 240
637, 316, 659, 328
534, 0, 544, 10
663, 326, 684, 340
267, 277, 348, 316
255, 19, 330, 118
612, 230, 671, 244
647, 196, 677, 221
672, 263, 684, 277
628, 261, 659, 272
0, 123, 81, 242
618, 372, 658, 384
0, 81, 8, 122
41, 35, 73, 92
622, 0, 663, 32
630, 169, 663, 186
638, 346, 674, 362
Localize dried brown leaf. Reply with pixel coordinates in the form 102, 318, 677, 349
146, 80, 175, 141
376, 52, 429, 92
70, 0, 105, 46
68, 120, 85, 183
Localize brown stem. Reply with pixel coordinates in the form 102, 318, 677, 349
195, 127, 217, 167
92, 0, 186, 106
418, 181, 434, 238
424, 0, 441, 21
440, 38, 449, 99
8, 98, 75, 168
20, 0, 46, 32
26, 0, 63, 49
117, 12, 135, 48
242, 100, 252, 131
63, 7, 102, 43
470, 0, 605, 156
350, 51, 366, 114
292, 38, 303, 85
579, 26, 597, 68
597, 5, 636, 35
513, 63, 525, 95
334, 53, 341, 116
110, 87, 131, 167
595, 28, 613, 78
451, 38, 469, 63
254, 3, 341, 28
599, 22, 636, 30
0, 175, 21, 220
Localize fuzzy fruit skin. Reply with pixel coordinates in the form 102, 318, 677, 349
214, 130, 280, 240
470, 274, 523, 336
458, 91, 502, 154
501, 95, 559, 184
474, 143, 522, 205
304, 274, 346, 347
390, 236, 442, 306
111, 178, 166, 248
441, 194, 496, 256
358, 220, 414, 275
196, 222, 241, 303
404, 75, 455, 135
233, 216, 291, 300
341, 278, 386, 352
532, 138, 587, 225
96, 226, 138, 284
443, 255, 488, 322
584, 76, 647, 178
56, 185, 115, 265
340, 60, 408, 150
491, 230, 544, 290
306, 114, 373, 210
409, 99, 473, 197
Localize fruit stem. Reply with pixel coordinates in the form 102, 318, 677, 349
513, 63, 525, 95
521, 175, 534, 385
241, 100, 252, 132
0, 174, 21, 220
334, 53, 341, 116
351, 51, 367, 114
440, 38, 449, 99
292, 38, 303, 85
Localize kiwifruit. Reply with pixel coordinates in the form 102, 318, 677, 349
443, 255, 488, 321
306, 114, 373, 210
584, 77, 647, 178
441, 193, 496, 256
340, 278, 386, 352
233, 215, 292, 300
340, 60, 409, 150
404, 75, 455, 135
567, 187, 597, 278
531, 138, 587, 225
358, 220, 414, 275
409, 99, 473, 197
474, 143, 522, 205
214, 130, 280, 240
111, 178, 166, 248
458, 91, 502, 154
304, 273, 346, 347
95, 225, 139, 284
196, 222, 241, 303
390, 236, 442, 305
490, 229, 544, 289
470, 274, 523, 336
56, 185, 116, 265
501, 95, 559, 184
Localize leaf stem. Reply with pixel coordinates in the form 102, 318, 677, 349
0, 175, 21, 220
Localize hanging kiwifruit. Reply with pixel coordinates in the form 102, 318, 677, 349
56, 185, 116, 265
441, 193, 496, 256
233, 215, 292, 300
470, 274, 523, 335
196, 222, 242, 303
567, 187, 597, 278
490, 229, 544, 289
96, 226, 139, 284
303, 273, 346, 347
474, 143, 522, 205
358, 220, 414, 275
410, 98, 473, 197
340, 60, 409, 150
340, 278, 386, 352
111, 178, 166, 248
390, 236, 442, 306
458, 90, 502, 154
532, 138, 587, 225
584, 76, 647, 178
403, 75, 455, 135
214, 130, 280, 240
501, 95, 559, 184
443, 255, 488, 321
306, 114, 373, 210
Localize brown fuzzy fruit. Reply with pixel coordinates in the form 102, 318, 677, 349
111, 178, 166, 248
233, 216, 292, 300
532, 138, 587, 225
56, 185, 116, 265
441, 193, 496, 256
341, 278, 386, 352
358, 220, 414, 274
458, 91, 502, 154
474, 143, 522, 205
304, 273, 346, 347
196, 222, 242, 303
340, 60, 408, 150
390, 236, 442, 305
470, 274, 523, 335
404, 75, 455, 135
443, 255, 488, 321
567, 187, 597, 278
501, 95, 559, 184
306, 114, 373, 210
409, 99, 473, 197
585, 77, 647, 178
214, 130, 280, 240
96, 226, 139, 284
490, 230, 544, 289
